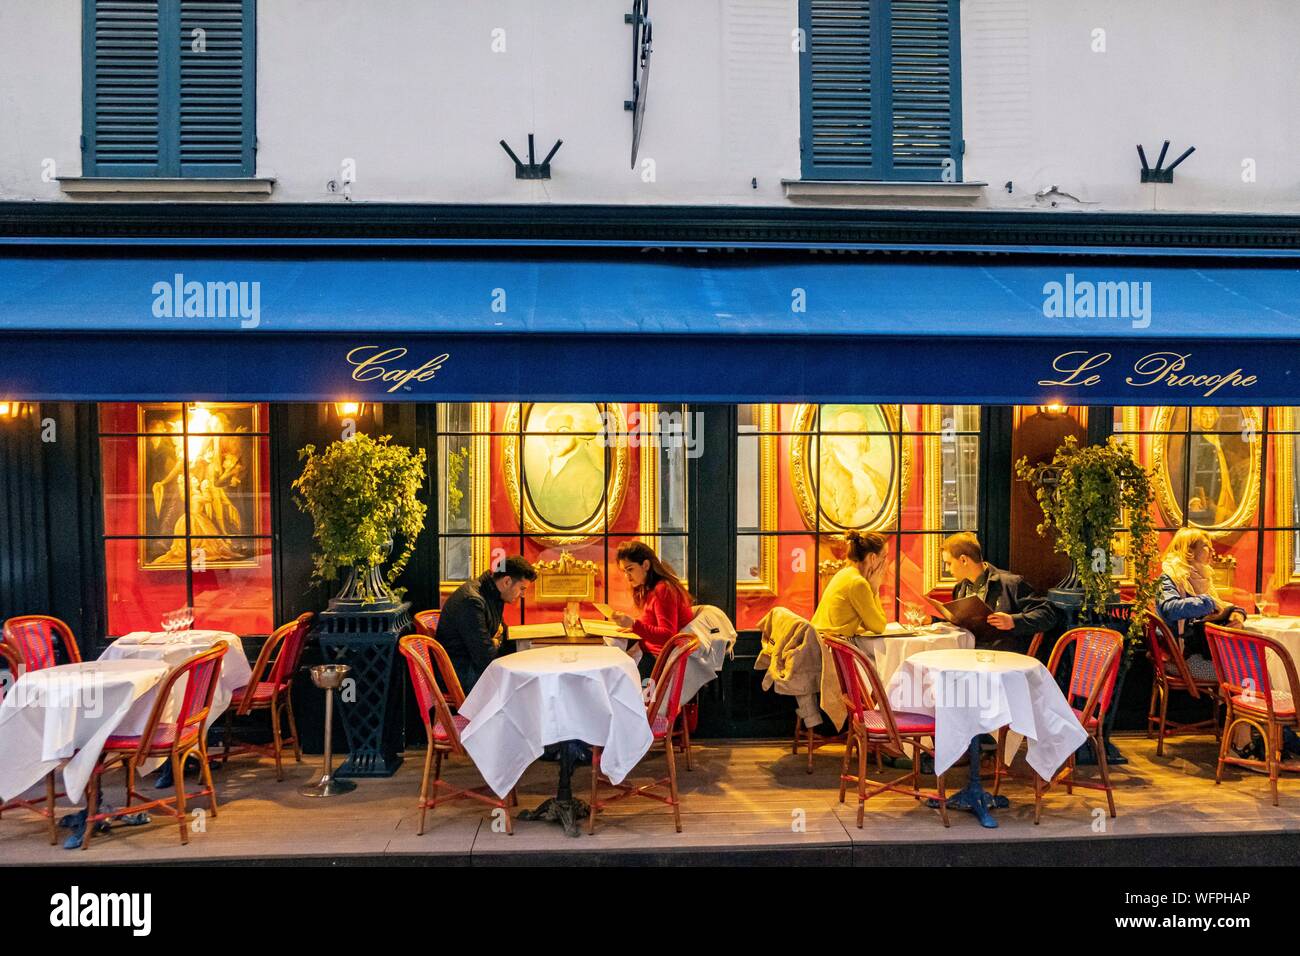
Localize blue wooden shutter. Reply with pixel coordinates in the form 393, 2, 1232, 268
84, 0, 253, 177
84, 0, 163, 176
178, 0, 255, 177
886, 0, 960, 181
800, 0, 960, 181
800, 0, 880, 179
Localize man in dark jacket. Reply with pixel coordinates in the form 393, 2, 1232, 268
436, 555, 536, 693
943, 532, 1057, 652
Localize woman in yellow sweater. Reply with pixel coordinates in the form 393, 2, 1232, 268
812, 529, 888, 636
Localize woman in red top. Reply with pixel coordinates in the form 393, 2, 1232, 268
612, 540, 694, 678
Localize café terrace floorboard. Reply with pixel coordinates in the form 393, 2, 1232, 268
2, 736, 1296, 866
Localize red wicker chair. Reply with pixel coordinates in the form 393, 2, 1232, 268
80, 643, 228, 849
221, 612, 313, 780
1206, 623, 1300, 806
398, 634, 513, 835
1146, 610, 1221, 755
1031, 626, 1124, 823
822, 635, 948, 828
2, 615, 81, 673
0, 625, 71, 840
589, 632, 701, 833
412, 609, 464, 707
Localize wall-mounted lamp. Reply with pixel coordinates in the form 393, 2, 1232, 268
1037, 403, 1069, 418
334, 402, 367, 419
0, 401, 31, 420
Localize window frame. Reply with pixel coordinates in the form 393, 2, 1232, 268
798, 0, 963, 183
81, 0, 256, 178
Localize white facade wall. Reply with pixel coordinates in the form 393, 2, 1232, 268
0, 0, 1295, 212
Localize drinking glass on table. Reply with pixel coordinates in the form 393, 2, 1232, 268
902, 603, 926, 628
1254, 593, 1280, 619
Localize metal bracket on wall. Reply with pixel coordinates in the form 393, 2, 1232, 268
1137, 140, 1195, 183
499, 134, 563, 180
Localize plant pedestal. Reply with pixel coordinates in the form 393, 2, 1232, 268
315, 602, 411, 778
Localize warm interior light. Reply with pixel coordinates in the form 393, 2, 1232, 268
1038, 403, 1068, 417
0, 402, 27, 419
334, 402, 365, 418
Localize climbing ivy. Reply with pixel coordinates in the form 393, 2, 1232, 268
1016, 436, 1159, 647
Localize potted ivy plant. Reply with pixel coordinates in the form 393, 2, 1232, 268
292, 434, 427, 609
1016, 436, 1161, 755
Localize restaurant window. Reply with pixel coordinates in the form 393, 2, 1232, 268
736, 404, 979, 629
436, 403, 690, 625
82, 0, 256, 177
798, 0, 962, 182
98, 402, 273, 635
1113, 406, 1292, 609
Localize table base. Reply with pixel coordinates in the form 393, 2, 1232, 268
518, 797, 590, 837
926, 738, 1008, 829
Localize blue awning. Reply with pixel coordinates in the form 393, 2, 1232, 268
1, 251, 1298, 403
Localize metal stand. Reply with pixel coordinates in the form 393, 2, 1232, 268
300, 664, 356, 798
928, 737, 1007, 828
518, 741, 589, 837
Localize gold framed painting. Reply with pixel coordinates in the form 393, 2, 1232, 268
502, 402, 631, 545
1150, 406, 1262, 538
789, 403, 909, 534
137, 402, 262, 570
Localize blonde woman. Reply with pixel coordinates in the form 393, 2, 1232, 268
1156, 528, 1244, 672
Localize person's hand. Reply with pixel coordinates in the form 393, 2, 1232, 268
1228, 609, 1246, 626
612, 612, 636, 629
867, 557, 887, 588
987, 612, 1015, 631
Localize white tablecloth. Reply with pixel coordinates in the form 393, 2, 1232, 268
886, 649, 1087, 779
458, 646, 654, 799
821, 623, 975, 731
0, 659, 169, 805
100, 630, 250, 733
1240, 616, 1300, 695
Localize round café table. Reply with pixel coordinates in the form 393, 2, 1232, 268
0, 659, 169, 807
886, 648, 1088, 828
457, 645, 653, 837
100, 630, 250, 734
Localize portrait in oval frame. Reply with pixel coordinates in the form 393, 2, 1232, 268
789, 403, 909, 533
502, 402, 630, 545
1151, 405, 1261, 539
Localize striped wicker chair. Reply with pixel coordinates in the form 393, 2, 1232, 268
2, 615, 81, 673
1206, 622, 1300, 806
1146, 610, 1221, 755
221, 612, 313, 780
589, 631, 701, 833
1032, 626, 1124, 823
81, 643, 228, 848
822, 634, 949, 829
398, 634, 513, 835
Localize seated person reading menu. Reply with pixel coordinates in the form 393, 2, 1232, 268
942, 532, 1056, 652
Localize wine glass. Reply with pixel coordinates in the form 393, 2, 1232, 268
160, 610, 176, 635
179, 605, 194, 635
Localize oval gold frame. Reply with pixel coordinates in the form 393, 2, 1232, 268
789, 403, 910, 533
502, 402, 630, 545
1150, 406, 1261, 540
